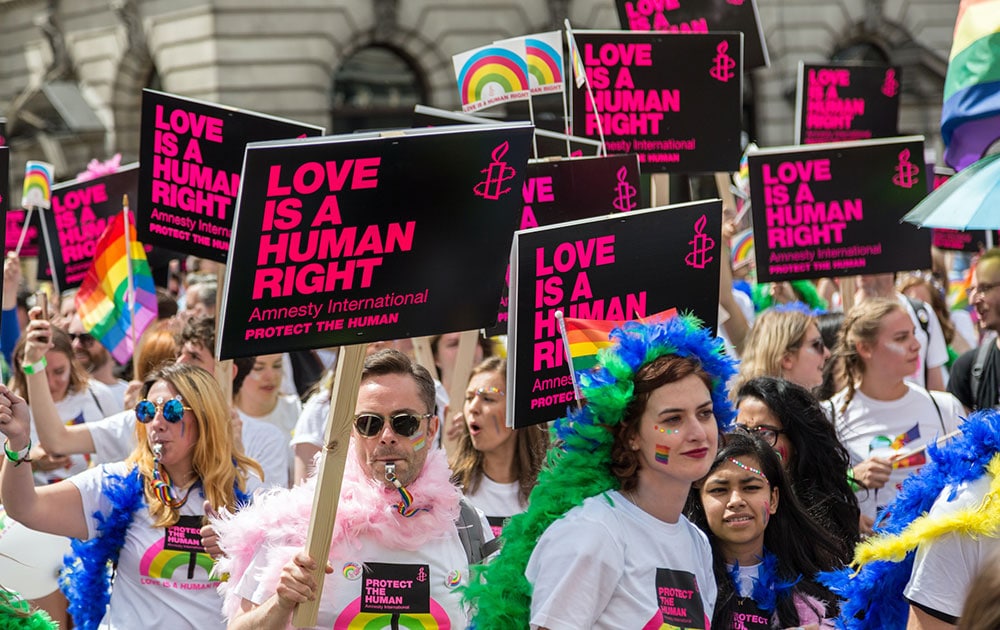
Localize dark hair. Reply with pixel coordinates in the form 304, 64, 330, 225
449, 357, 550, 505
178, 315, 216, 350
734, 377, 860, 561
363, 348, 436, 413
814, 312, 845, 400
685, 431, 843, 628
611, 354, 714, 491
429, 332, 494, 380
156, 286, 179, 319
232, 356, 256, 394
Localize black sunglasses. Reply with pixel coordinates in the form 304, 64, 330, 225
70, 332, 95, 346
354, 412, 432, 438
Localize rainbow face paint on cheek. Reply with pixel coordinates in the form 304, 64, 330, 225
654, 444, 670, 464
179, 420, 186, 437
411, 430, 426, 452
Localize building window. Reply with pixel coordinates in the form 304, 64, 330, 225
330, 45, 426, 134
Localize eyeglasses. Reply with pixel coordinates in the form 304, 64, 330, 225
354, 412, 433, 438
791, 338, 826, 355
735, 424, 786, 447
69, 332, 95, 346
136, 397, 192, 423
967, 281, 1000, 298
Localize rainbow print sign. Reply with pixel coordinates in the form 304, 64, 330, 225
21, 160, 54, 210
453, 41, 531, 112
731, 228, 754, 269
497, 32, 564, 96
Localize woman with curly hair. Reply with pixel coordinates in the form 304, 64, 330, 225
686, 431, 842, 629
734, 376, 860, 563
465, 315, 736, 629
0, 316, 262, 630
449, 356, 548, 536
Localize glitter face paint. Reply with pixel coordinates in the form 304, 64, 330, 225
655, 444, 670, 464
655, 426, 679, 434
410, 430, 426, 452
884, 341, 909, 356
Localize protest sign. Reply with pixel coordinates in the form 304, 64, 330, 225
217, 123, 533, 360
615, 0, 769, 70
572, 31, 742, 173
0, 147, 6, 258
795, 62, 902, 145
39, 165, 139, 293
137, 89, 324, 262
508, 199, 721, 428
932, 228, 996, 252
489, 153, 642, 335
749, 136, 931, 283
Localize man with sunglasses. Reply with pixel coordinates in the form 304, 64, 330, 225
215, 348, 492, 630
67, 315, 129, 404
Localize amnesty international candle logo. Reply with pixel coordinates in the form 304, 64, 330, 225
217, 123, 531, 359
612, 166, 638, 211
474, 142, 517, 200
685, 215, 715, 269
892, 149, 919, 189
882, 68, 900, 97
709, 41, 736, 83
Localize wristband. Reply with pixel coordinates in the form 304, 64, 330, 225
22, 355, 47, 375
847, 466, 862, 492
3, 438, 32, 466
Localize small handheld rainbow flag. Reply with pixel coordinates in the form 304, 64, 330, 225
21, 160, 54, 210
941, 0, 1000, 170
730, 228, 754, 270
452, 41, 531, 113
524, 31, 565, 95
75, 208, 158, 365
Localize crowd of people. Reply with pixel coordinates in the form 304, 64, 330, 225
0, 237, 998, 630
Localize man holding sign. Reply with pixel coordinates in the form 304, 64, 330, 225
215, 349, 492, 629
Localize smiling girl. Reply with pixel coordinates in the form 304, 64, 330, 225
687, 431, 842, 629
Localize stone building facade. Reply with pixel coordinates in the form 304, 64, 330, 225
0, 0, 960, 182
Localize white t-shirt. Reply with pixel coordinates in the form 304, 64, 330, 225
526, 490, 715, 630
904, 474, 1000, 620
465, 475, 524, 538
290, 389, 330, 448
234, 523, 471, 629
103, 378, 130, 409
899, 293, 949, 388
237, 394, 301, 441
829, 384, 962, 518
90, 410, 138, 463
69, 462, 225, 630
240, 415, 289, 489
31, 381, 122, 485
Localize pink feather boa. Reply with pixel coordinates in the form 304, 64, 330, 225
212, 443, 461, 619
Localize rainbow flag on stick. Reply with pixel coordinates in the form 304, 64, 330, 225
941, 0, 1000, 170
557, 308, 678, 400
524, 31, 565, 95
452, 41, 531, 113
75, 207, 158, 364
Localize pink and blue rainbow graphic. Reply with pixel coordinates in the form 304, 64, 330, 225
334, 596, 452, 629
139, 537, 218, 583
453, 43, 530, 112
525, 32, 564, 95
21, 161, 54, 210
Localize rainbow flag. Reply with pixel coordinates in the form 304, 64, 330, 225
565, 26, 587, 89
730, 228, 754, 270
948, 265, 975, 311
524, 32, 564, 95
75, 210, 158, 364
562, 307, 678, 373
452, 41, 531, 113
941, 0, 1000, 170
21, 160, 54, 210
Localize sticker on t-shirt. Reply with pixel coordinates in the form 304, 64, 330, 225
730, 598, 771, 630
139, 514, 217, 588
360, 562, 431, 614
642, 568, 707, 629
486, 515, 505, 538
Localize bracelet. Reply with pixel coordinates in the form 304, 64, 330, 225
3, 438, 32, 467
22, 356, 46, 375
847, 466, 862, 492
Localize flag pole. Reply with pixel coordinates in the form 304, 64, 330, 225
555, 310, 583, 409
13, 207, 35, 256
122, 195, 138, 364
565, 20, 607, 156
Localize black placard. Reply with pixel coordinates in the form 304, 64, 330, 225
655, 568, 707, 628
572, 31, 743, 173
39, 165, 139, 293
615, 0, 769, 70
489, 154, 642, 335
360, 562, 431, 614
795, 62, 902, 145
0, 147, 7, 260
137, 89, 325, 262
217, 123, 532, 359
508, 200, 721, 428
749, 136, 931, 283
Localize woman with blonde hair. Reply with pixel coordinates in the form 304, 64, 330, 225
827, 297, 963, 530
0, 354, 262, 629
735, 307, 829, 392
449, 356, 548, 535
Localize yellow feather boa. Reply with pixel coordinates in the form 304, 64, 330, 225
852, 453, 1000, 567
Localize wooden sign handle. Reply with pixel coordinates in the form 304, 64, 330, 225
292, 343, 367, 627
214, 265, 233, 402
440, 330, 480, 456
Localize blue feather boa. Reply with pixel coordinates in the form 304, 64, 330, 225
58, 466, 252, 630
728, 549, 801, 613
819, 409, 1000, 629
